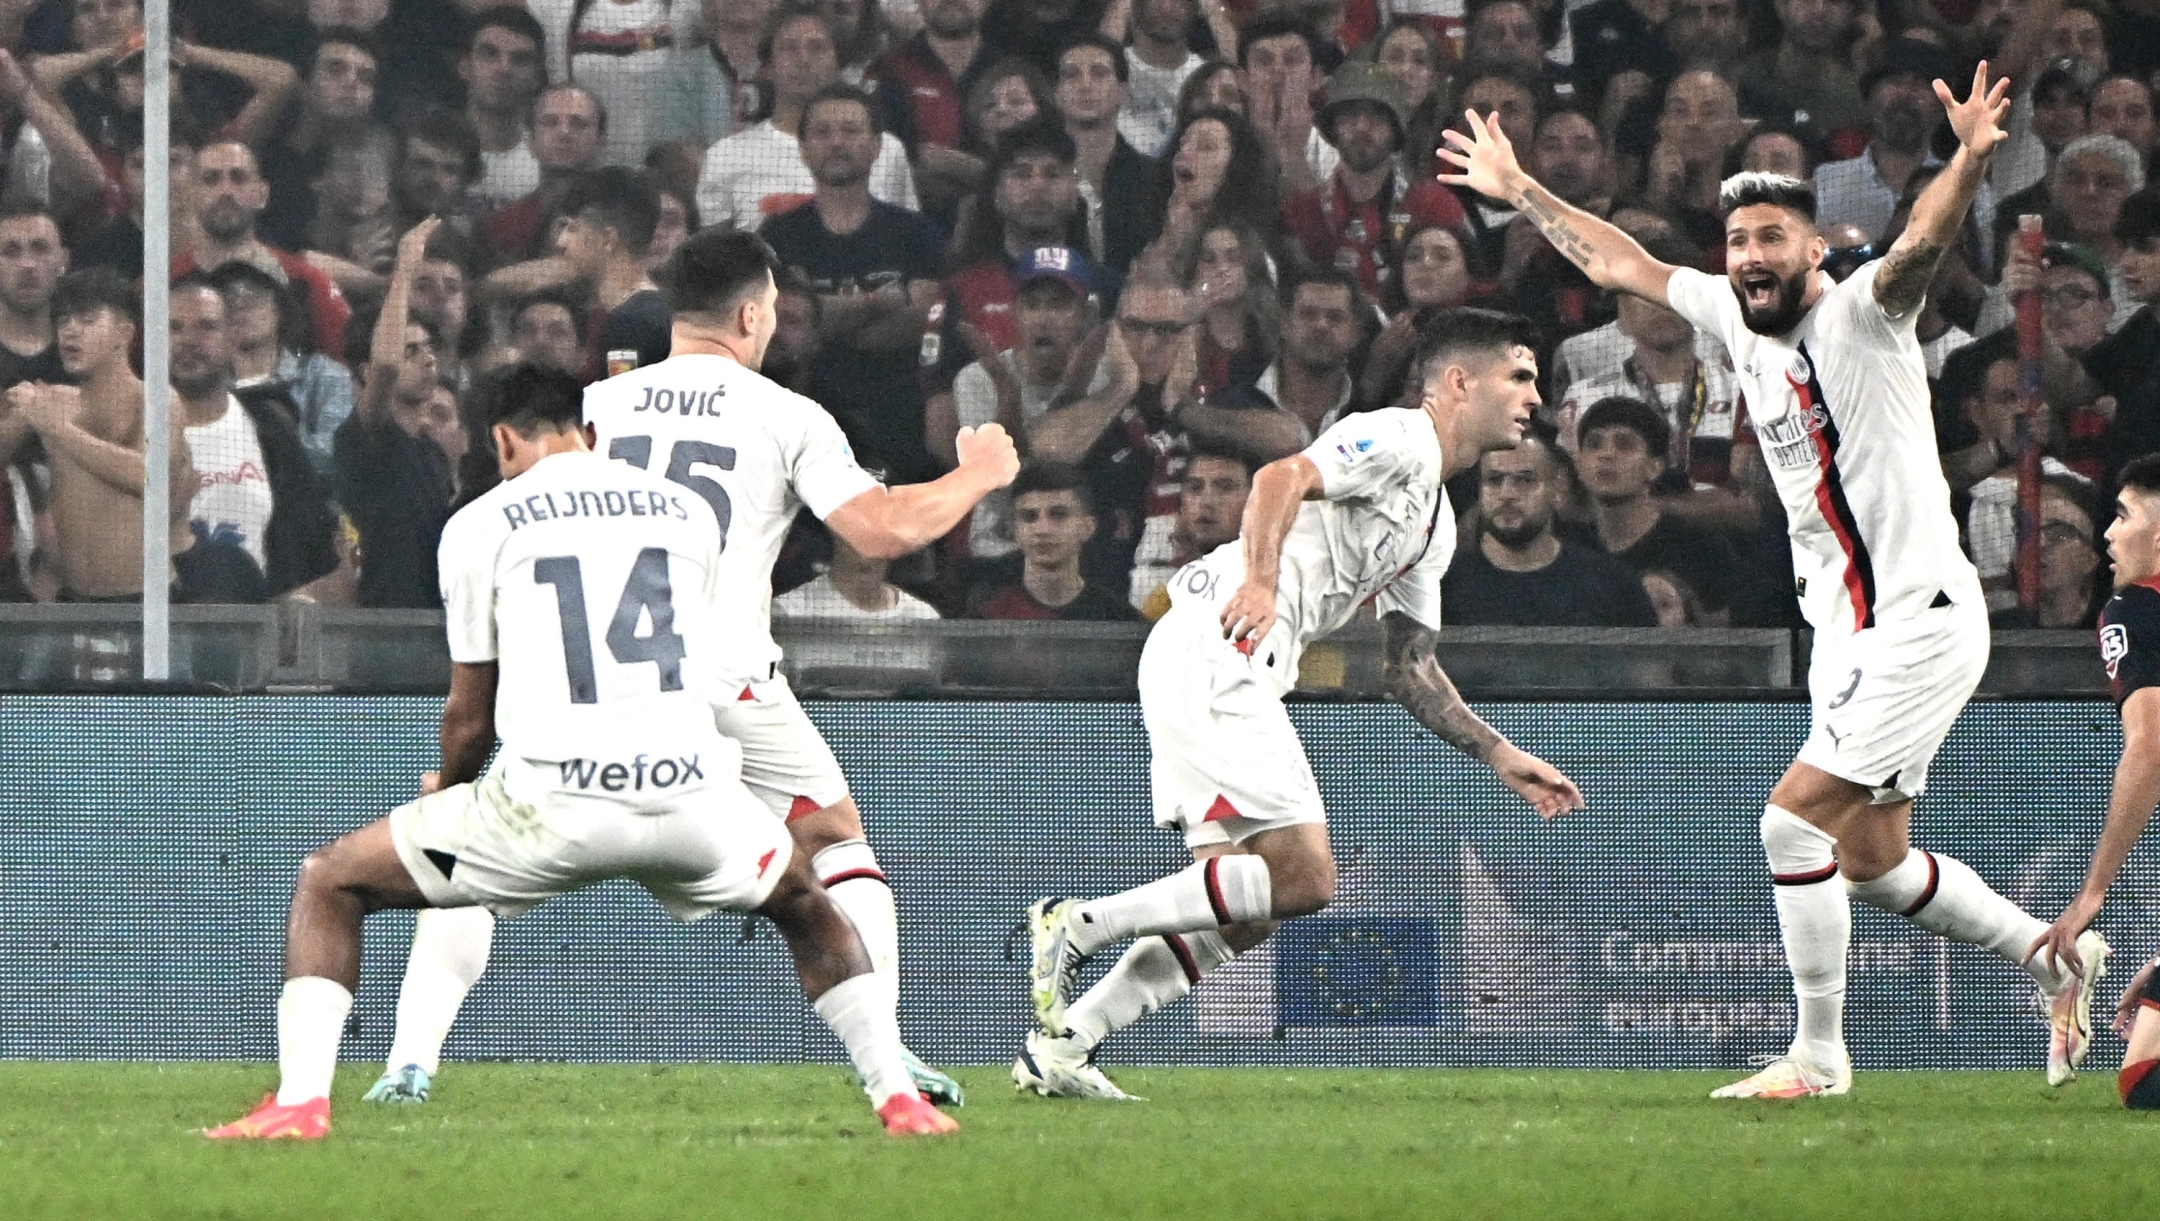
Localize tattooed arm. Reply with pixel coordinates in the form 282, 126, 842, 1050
1380, 610, 1586, 819
1438, 111, 1679, 305
1875, 62, 2012, 318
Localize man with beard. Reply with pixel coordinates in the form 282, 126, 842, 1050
1816, 38, 1997, 250
1115, 0, 1209, 159
941, 118, 1087, 352
1282, 62, 1466, 303
1439, 433, 1659, 627
176, 140, 351, 359
870, 0, 997, 219
1443, 62, 2112, 1099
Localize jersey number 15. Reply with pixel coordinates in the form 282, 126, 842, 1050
609, 436, 736, 547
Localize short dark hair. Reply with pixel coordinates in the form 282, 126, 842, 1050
1238, 13, 1320, 67
309, 26, 380, 74
400, 106, 484, 182
803, 83, 881, 135
1718, 171, 1816, 223
1013, 461, 1095, 514
658, 228, 780, 318
487, 362, 586, 437
1281, 265, 1361, 311
558, 167, 662, 257
2117, 188, 2160, 249
343, 305, 444, 369
1184, 439, 1257, 481
512, 289, 589, 343
1576, 395, 1670, 455
52, 267, 140, 327
1414, 307, 1541, 383
760, 5, 836, 64
1059, 32, 1129, 83
991, 115, 1078, 179
464, 3, 547, 66
2120, 454, 2160, 496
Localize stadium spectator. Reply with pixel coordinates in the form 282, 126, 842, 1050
1237, 15, 1331, 195
870, 0, 997, 218
1992, 474, 2108, 629
1177, 217, 1274, 399
777, 532, 943, 621
1368, 19, 1446, 180
1174, 57, 1244, 125
0, 40, 109, 221
479, 83, 606, 264
1446, 65, 1540, 270
1114, 0, 1210, 159
260, 26, 380, 251
1138, 106, 1275, 267
1991, 0, 2114, 201
1735, 0, 1868, 146
2040, 136, 2144, 292
1461, 0, 1551, 87
1281, 61, 1467, 303
177, 139, 351, 359
695, 7, 917, 230
1442, 435, 1660, 626
530, 0, 682, 168
763, 84, 946, 483
2, 269, 190, 604
1573, 395, 1741, 621
646, 184, 697, 272
943, 117, 1086, 350
760, 272, 822, 393
169, 275, 338, 603
74, 119, 187, 280
407, 230, 484, 390
1360, 222, 1474, 412
1055, 33, 1150, 275
211, 260, 354, 480
1958, 353, 2090, 614
1500, 107, 1617, 342
1568, 0, 1674, 118
2090, 75, 2155, 168
1879, 165, 1980, 379
1994, 63, 2095, 234
967, 460, 1139, 620
823, 0, 885, 85
1213, 267, 1363, 456
1129, 441, 1251, 617
964, 57, 1053, 158
1641, 568, 1710, 627
0, 203, 66, 391
980, 0, 1118, 77
556, 168, 671, 375
460, 6, 550, 209
336, 220, 455, 611
1641, 69, 1748, 238
1732, 123, 1818, 182
1815, 39, 1986, 248
507, 291, 590, 376
301, 126, 396, 289
388, 107, 485, 240
2085, 191, 2160, 473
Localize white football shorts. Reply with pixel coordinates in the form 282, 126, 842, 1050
390, 749, 794, 923
1138, 601, 1326, 849
1797, 597, 1989, 803
711, 672, 851, 821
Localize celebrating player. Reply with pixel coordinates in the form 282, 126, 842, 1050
206, 365, 956, 1140
2029, 456, 2160, 1109
1015, 309, 1586, 1100
1441, 64, 2109, 1099
362, 230, 1017, 1109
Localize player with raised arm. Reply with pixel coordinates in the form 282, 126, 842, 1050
363, 230, 1017, 1110
1440, 64, 2110, 1099
1015, 309, 1586, 1100
205, 365, 956, 1140
2029, 455, 2160, 1109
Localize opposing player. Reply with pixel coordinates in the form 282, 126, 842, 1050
2029, 456, 2160, 1108
1441, 65, 2109, 1098
1016, 309, 1586, 1100
364, 230, 1018, 1108
206, 365, 955, 1139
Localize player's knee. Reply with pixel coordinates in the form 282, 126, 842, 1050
786, 799, 864, 854
1220, 920, 1279, 953
293, 844, 353, 897
1273, 856, 1336, 919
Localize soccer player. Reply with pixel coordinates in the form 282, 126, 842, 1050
1440, 65, 2110, 1099
1016, 309, 1587, 1099
2029, 455, 2160, 1109
205, 364, 956, 1140
364, 229, 1018, 1108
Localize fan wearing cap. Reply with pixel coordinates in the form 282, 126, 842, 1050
1814, 37, 1997, 254
1280, 61, 1466, 303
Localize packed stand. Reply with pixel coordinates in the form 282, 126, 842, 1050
0, 0, 2151, 658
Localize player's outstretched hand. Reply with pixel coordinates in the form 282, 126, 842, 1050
1437, 111, 1521, 203
1936, 60, 2011, 159
1491, 743, 1585, 820
2026, 894, 2101, 978
1218, 578, 1276, 647
2117, 956, 2158, 1037
954, 422, 1021, 488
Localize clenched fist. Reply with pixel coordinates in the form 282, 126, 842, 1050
955, 422, 1021, 488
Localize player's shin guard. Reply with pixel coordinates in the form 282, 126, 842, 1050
1762, 805, 1849, 1069
276, 976, 354, 1105
1846, 849, 2056, 986
814, 839, 899, 981
385, 905, 496, 1075
1064, 931, 1237, 1047
1070, 857, 1271, 955
813, 973, 913, 1106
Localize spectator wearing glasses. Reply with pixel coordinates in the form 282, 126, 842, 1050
211, 260, 354, 480
1992, 474, 2107, 629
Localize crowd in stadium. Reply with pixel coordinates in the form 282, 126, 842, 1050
0, 0, 2153, 631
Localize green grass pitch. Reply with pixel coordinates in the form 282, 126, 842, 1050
7, 1063, 2156, 1221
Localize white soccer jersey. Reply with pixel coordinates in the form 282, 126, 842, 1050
1665, 263, 1982, 637
436, 448, 733, 769
582, 353, 881, 683
1173, 408, 1454, 684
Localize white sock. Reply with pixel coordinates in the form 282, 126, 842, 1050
1066, 931, 1237, 1046
1071, 857, 1271, 955
1848, 848, 2062, 990
815, 840, 899, 982
276, 976, 353, 1106
812, 973, 913, 1106
1761, 805, 1849, 1069
385, 905, 496, 1075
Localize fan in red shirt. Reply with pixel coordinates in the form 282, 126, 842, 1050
170, 140, 348, 358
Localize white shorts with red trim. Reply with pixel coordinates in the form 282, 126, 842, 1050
1796, 598, 1988, 804
390, 755, 794, 923
710, 672, 851, 821
1138, 603, 1326, 849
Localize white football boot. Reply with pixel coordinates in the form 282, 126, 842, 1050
1011, 1030, 1141, 1101
1710, 1050, 1852, 1099
2045, 930, 2111, 1086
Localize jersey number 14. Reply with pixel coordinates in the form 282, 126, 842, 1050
533, 548, 685, 703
